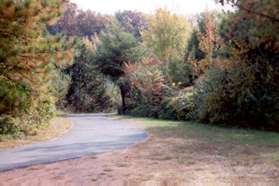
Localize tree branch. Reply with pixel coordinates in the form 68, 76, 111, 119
221, 0, 279, 24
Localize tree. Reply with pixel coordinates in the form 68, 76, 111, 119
186, 11, 227, 76
218, 0, 279, 23
0, 0, 72, 135
75, 10, 111, 37
48, 2, 111, 37
142, 9, 191, 62
47, 3, 79, 35
193, 0, 279, 130
186, 30, 206, 62
94, 24, 147, 112
61, 39, 112, 112
115, 10, 148, 39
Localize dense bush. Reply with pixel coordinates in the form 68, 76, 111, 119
191, 0, 279, 130
123, 58, 171, 118
0, 115, 20, 136
165, 60, 193, 88
121, 9, 195, 118
64, 64, 113, 113
167, 88, 194, 121
58, 40, 113, 113
0, 80, 31, 115
194, 56, 279, 130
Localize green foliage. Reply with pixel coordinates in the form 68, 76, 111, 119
142, 9, 191, 62
194, 57, 279, 130
94, 24, 146, 79
186, 30, 206, 61
2, 0, 276, 134
0, 0, 72, 136
0, 115, 20, 136
123, 58, 172, 118
0, 80, 31, 115
167, 90, 194, 121
51, 69, 71, 101
190, 0, 279, 130
165, 60, 193, 88
60, 40, 113, 113
194, 62, 233, 123
124, 1, 279, 132
24, 97, 56, 135
48, 1, 279, 133
92, 24, 148, 112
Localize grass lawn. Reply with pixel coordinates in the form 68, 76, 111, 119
139, 118, 279, 146
118, 115, 279, 146
0, 117, 72, 150
114, 116, 279, 183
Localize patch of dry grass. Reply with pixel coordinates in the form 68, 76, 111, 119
0, 117, 72, 150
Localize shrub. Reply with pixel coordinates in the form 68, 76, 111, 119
64, 64, 113, 113
192, 0, 279, 131
0, 115, 20, 135
167, 88, 194, 121
59, 40, 114, 113
194, 57, 279, 131
124, 58, 170, 118
165, 60, 193, 88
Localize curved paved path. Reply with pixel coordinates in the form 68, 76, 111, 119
0, 114, 146, 172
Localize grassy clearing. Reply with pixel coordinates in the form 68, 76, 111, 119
0, 117, 72, 150
117, 116, 279, 168
108, 116, 279, 183
118, 116, 279, 146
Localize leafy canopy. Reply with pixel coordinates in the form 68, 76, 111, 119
94, 24, 146, 80
142, 9, 191, 62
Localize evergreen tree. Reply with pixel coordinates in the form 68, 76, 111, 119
94, 24, 147, 112
0, 0, 72, 135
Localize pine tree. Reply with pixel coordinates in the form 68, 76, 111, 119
0, 0, 72, 135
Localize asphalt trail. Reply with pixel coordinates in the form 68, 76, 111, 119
0, 114, 146, 172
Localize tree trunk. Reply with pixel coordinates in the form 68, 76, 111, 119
120, 87, 126, 113
119, 85, 127, 113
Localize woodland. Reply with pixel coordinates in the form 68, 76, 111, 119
0, 0, 278, 137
